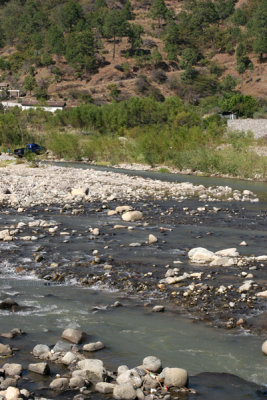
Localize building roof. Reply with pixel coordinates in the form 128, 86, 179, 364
0, 82, 9, 87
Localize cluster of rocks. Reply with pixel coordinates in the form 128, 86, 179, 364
0, 219, 59, 242
0, 328, 192, 400
0, 164, 259, 209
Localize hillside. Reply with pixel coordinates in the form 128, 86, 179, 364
0, 0, 266, 107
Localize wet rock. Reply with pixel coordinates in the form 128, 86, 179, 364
238, 281, 253, 293
256, 290, 267, 298
117, 369, 142, 388
0, 378, 18, 390
32, 344, 50, 357
83, 342, 104, 352
118, 365, 129, 376
77, 359, 106, 383
52, 340, 73, 353
240, 241, 247, 246
113, 383, 136, 400
188, 248, 215, 263
49, 377, 69, 391
152, 305, 165, 313
95, 382, 115, 394
61, 351, 77, 365
69, 376, 86, 389
3, 364, 22, 376
92, 228, 100, 236
61, 328, 84, 344
142, 356, 161, 373
28, 362, 50, 375
5, 387, 20, 400
0, 344, 12, 357
215, 248, 239, 257
148, 234, 158, 244
163, 368, 188, 387
262, 341, 267, 355
0, 298, 19, 311
122, 211, 143, 222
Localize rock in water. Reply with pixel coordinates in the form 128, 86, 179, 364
49, 378, 69, 390
142, 356, 162, 372
113, 383, 136, 400
3, 363, 22, 376
83, 341, 105, 352
149, 234, 158, 244
28, 362, 50, 375
0, 343, 12, 356
188, 247, 215, 263
32, 344, 50, 357
61, 328, 84, 344
164, 368, 188, 387
262, 341, 267, 355
122, 211, 143, 222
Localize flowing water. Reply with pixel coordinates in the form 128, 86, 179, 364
1, 165, 267, 398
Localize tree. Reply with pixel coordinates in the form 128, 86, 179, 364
46, 24, 65, 55
103, 11, 128, 59
149, 0, 169, 28
127, 24, 143, 52
220, 74, 236, 92
24, 75, 36, 94
180, 48, 198, 69
220, 93, 259, 117
251, 1, 267, 61
65, 30, 97, 73
59, 1, 83, 31
151, 48, 162, 66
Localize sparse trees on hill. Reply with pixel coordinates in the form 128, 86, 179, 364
149, 0, 169, 28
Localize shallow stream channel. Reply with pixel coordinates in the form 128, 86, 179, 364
0, 164, 267, 399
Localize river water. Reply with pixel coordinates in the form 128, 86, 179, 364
0, 165, 267, 398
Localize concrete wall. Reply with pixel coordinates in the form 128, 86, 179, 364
1, 101, 63, 113
227, 119, 267, 139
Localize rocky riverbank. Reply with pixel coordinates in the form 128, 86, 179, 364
0, 163, 260, 209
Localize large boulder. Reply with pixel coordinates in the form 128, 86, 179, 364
262, 341, 267, 355
61, 351, 77, 365
28, 362, 50, 375
32, 344, 50, 357
215, 248, 239, 257
69, 376, 86, 389
0, 343, 12, 357
122, 211, 143, 222
257, 290, 267, 298
210, 256, 236, 267
116, 369, 142, 388
188, 247, 216, 263
0, 298, 19, 311
163, 368, 188, 387
3, 364, 22, 377
113, 383, 136, 400
95, 382, 115, 394
52, 340, 73, 353
61, 328, 84, 344
83, 341, 104, 352
49, 378, 69, 391
77, 359, 106, 383
5, 387, 20, 400
142, 356, 161, 373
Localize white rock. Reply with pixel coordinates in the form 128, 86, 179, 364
83, 341, 105, 352
95, 382, 115, 393
262, 341, 267, 355
210, 256, 236, 267
3, 363, 22, 376
188, 247, 216, 263
61, 328, 84, 344
61, 351, 77, 365
28, 362, 50, 375
142, 356, 161, 372
113, 383, 136, 400
215, 248, 239, 257
122, 211, 143, 222
115, 206, 132, 213
77, 359, 106, 382
164, 368, 188, 387
5, 387, 20, 400
238, 280, 253, 293
240, 241, 247, 246
116, 369, 142, 388
148, 234, 158, 244
49, 378, 69, 390
33, 344, 50, 357
256, 290, 267, 298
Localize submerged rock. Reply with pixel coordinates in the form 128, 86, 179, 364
61, 328, 84, 344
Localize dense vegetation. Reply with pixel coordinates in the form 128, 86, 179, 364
0, 96, 266, 179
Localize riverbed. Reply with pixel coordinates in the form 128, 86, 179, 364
0, 163, 266, 399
